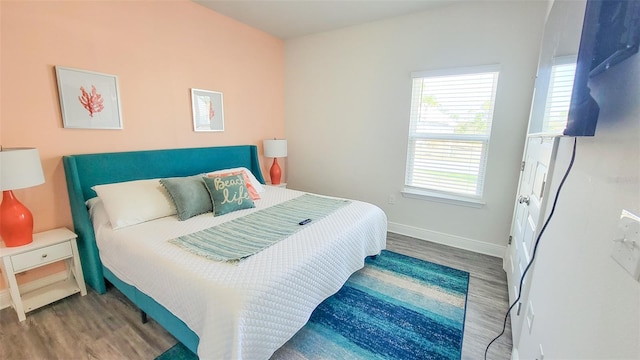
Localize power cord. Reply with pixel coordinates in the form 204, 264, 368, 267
484, 137, 578, 360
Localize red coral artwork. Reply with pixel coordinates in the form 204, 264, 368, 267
78, 85, 104, 117
209, 99, 215, 120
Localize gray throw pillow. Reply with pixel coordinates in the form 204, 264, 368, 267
160, 175, 213, 220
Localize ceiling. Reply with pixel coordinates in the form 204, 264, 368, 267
194, 0, 457, 39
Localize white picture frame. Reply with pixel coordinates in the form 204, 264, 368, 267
55, 66, 123, 129
191, 88, 224, 132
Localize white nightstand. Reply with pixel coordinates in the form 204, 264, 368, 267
267, 183, 287, 188
0, 227, 87, 321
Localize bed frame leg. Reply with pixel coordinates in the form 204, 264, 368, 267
141, 310, 148, 324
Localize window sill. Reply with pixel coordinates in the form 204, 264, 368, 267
401, 187, 486, 208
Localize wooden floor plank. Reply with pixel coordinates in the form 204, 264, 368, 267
0, 233, 512, 359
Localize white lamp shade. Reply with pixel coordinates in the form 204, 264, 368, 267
1, 148, 45, 191
263, 139, 287, 158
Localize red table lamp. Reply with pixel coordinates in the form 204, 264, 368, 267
1, 148, 45, 247
263, 139, 287, 185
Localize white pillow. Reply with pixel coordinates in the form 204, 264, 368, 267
85, 197, 110, 229
92, 179, 176, 229
206, 167, 265, 193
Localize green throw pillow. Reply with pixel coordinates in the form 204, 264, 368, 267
203, 174, 255, 216
160, 175, 212, 220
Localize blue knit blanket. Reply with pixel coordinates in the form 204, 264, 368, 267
169, 194, 351, 262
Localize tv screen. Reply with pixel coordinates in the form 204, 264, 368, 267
565, 0, 640, 136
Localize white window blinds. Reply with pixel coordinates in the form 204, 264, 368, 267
405, 65, 499, 199
542, 61, 576, 133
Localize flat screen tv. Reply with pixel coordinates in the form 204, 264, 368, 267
565, 0, 640, 136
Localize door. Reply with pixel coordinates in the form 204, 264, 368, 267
505, 135, 559, 347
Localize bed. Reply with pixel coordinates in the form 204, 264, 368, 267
63, 145, 387, 359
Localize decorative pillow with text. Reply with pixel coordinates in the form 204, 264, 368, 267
207, 170, 261, 200
203, 174, 255, 216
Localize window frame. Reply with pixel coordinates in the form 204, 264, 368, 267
402, 64, 500, 207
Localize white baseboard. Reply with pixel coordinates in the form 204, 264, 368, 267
0, 271, 68, 310
388, 222, 506, 258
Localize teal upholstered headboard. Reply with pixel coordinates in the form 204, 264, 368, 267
63, 145, 265, 293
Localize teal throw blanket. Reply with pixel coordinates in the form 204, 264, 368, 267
169, 194, 351, 262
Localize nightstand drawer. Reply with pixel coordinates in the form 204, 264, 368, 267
11, 241, 73, 272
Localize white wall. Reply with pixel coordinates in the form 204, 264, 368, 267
284, 1, 547, 256
517, 46, 640, 358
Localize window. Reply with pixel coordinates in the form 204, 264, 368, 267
542, 58, 576, 133
404, 65, 500, 203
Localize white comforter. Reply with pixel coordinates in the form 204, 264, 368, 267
90, 187, 387, 359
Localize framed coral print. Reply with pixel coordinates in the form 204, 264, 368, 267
55, 66, 123, 129
191, 88, 224, 132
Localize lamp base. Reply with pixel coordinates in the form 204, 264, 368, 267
1, 190, 34, 247
270, 158, 282, 185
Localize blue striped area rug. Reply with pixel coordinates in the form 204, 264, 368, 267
156, 250, 469, 360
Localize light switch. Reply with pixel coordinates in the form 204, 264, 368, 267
611, 210, 640, 282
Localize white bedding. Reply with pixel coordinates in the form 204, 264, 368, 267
90, 186, 387, 359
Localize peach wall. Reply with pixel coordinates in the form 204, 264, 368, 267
0, 1, 284, 288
